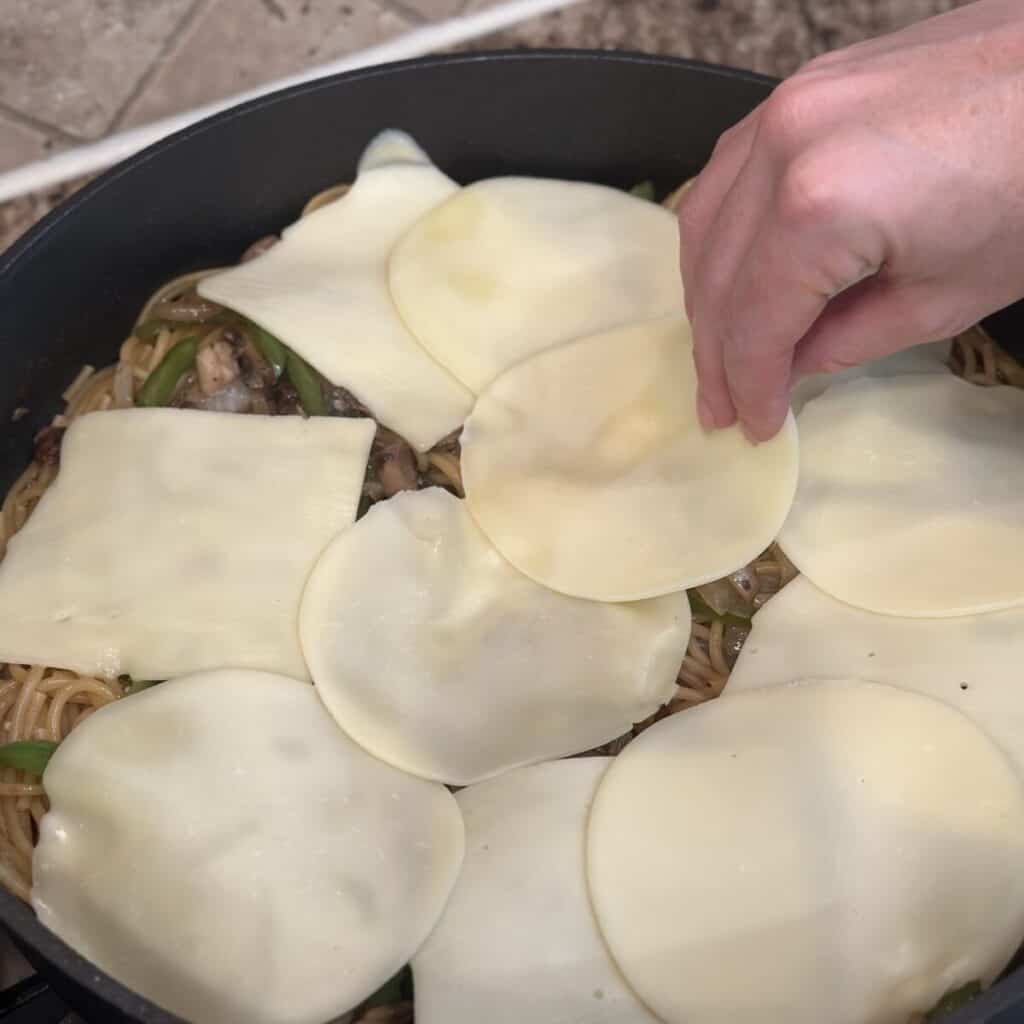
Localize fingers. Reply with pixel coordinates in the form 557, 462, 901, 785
678, 112, 760, 430
791, 276, 953, 379
694, 140, 887, 440
715, 220, 833, 440
678, 110, 759, 314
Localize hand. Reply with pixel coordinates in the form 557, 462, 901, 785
679, 0, 1024, 440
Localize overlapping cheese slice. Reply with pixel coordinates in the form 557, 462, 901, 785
586, 679, 1024, 1024
727, 575, 1024, 774
779, 373, 1024, 616
389, 175, 684, 392
789, 339, 951, 413
199, 130, 472, 450
413, 758, 659, 1024
461, 315, 799, 601
0, 408, 374, 681
300, 488, 689, 785
33, 670, 465, 1024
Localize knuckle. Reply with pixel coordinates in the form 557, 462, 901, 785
761, 77, 821, 151
776, 150, 845, 228
711, 119, 744, 157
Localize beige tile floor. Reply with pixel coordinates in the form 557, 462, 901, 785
1, 0, 968, 253
461, 0, 964, 71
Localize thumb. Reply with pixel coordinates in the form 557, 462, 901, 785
792, 276, 955, 379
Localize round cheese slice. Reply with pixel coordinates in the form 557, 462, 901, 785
300, 488, 689, 785
413, 759, 659, 1024
779, 373, 1024, 616
586, 679, 1024, 1024
727, 575, 1024, 776
33, 670, 465, 1024
389, 175, 684, 392
461, 315, 799, 601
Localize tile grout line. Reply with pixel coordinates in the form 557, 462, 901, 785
375, 0, 431, 25
0, 0, 587, 205
0, 102, 80, 148
259, 0, 289, 21
106, 0, 215, 135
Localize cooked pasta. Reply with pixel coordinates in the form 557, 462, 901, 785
0, 176, 1011, 1023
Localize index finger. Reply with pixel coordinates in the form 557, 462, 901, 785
678, 111, 759, 317
678, 112, 760, 428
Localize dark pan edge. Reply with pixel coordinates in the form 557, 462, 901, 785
0, 48, 776, 1024
1, 47, 1022, 1024
0, 49, 775, 279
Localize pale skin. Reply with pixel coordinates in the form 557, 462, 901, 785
679, 0, 1024, 441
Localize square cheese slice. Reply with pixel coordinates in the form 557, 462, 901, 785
0, 408, 374, 681
199, 144, 472, 451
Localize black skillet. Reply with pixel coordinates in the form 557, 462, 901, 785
1, 49, 1023, 1024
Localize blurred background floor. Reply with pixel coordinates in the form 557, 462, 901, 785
0, 0, 966, 252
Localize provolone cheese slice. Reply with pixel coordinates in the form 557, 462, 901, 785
357, 128, 432, 172
790, 339, 951, 413
300, 488, 689, 784
413, 759, 659, 1024
0, 408, 374, 680
728, 574, 1024, 775
33, 670, 464, 1024
199, 132, 472, 450
462, 316, 799, 601
586, 679, 1024, 1024
389, 176, 684, 391
779, 373, 1024, 616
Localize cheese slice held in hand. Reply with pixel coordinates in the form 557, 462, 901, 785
586, 679, 1024, 1024
199, 130, 472, 450
727, 574, 1024, 775
300, 488, 689, 785
390, 176, 684, 391
414, 759, 660, 1024
779, 373, 1024, 616
33, 670, 465, 1024
0, 408, 374, 680
461, 315, 799, 601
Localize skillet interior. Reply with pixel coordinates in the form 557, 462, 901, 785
0, 49, 1021, 1024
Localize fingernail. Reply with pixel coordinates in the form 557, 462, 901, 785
742, 411, 784, 445
697, 393, 717, 431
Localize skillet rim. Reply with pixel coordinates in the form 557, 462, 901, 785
1, 45, 1017, 1024
0, 48, 775, 1024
